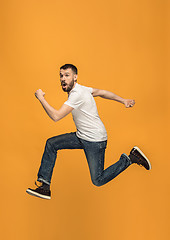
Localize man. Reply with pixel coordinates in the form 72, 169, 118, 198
26, 63, 151, 200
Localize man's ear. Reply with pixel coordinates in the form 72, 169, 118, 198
74, 74, 77, 82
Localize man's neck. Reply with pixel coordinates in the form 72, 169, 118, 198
68, 82, 77, 95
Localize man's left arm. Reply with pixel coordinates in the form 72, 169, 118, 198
92, 88, 135, 108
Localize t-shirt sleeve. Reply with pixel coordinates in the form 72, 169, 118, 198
88, 87, 93, 94
84, 86, 93, 94
64, 92, 83, 109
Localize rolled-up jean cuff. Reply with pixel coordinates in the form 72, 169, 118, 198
122, 153, 132, 164
37, 178, 50, 185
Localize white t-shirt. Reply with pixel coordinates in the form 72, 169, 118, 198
64, 83, 107, 142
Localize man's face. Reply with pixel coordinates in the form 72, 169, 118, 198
60, 68, 77, 93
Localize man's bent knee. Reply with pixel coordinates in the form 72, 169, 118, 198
46, 138, 53, 147
91, 178, 103, 187
45, 138, 56, 152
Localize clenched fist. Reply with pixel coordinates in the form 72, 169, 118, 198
35, 89, 45, 101
124, 99, 135, 108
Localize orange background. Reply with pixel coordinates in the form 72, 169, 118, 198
0, 0, 169, 239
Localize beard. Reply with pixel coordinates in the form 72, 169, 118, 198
61, 78, 75, 92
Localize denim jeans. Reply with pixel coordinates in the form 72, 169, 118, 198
37, 132, 132, 186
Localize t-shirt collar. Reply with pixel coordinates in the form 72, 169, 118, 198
68, 82, 78, 95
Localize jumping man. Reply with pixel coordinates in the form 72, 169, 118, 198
26, 64, 151, 200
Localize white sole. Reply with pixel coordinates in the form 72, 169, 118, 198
133, 146, 152, 170
26, 189, 51, 200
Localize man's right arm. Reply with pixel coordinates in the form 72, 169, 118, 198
39, 99, 73, 122
35, 89, 73, 122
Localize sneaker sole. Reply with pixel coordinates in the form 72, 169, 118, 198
133, 146, 152, 170
26, 189, 51, 200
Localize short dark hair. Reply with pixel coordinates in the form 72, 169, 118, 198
60, 64, 78, 75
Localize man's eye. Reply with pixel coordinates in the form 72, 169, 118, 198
66, 75, 69, 77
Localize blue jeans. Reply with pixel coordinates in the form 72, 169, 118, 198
37, 132, 132, 186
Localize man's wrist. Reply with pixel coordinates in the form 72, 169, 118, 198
121, 98, 125, 104
38, 96, 45, 102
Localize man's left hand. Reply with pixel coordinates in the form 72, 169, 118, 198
124, 99, 135, 108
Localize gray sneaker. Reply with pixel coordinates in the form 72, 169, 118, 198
129, 146, 151, 170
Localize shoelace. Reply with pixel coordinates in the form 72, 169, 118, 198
34, 181, 50, 192
132, 152, 143, 167
35, 181, 43, 188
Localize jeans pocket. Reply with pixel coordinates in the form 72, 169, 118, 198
99, 140, 107, 149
